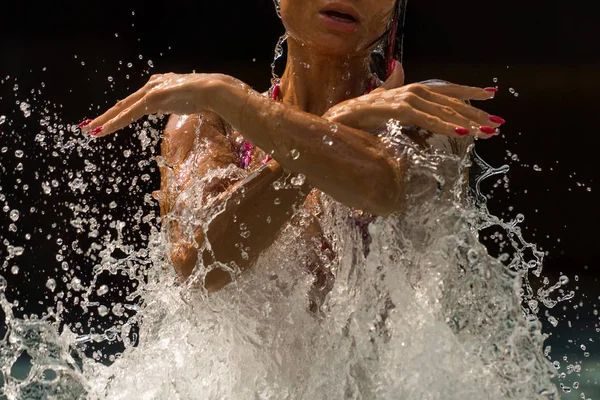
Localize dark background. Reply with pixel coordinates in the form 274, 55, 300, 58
0, 0, 599, 394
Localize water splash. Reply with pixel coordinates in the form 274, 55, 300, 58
0, 50, 587, 400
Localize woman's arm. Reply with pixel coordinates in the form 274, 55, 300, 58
84, 73, 498, 216
210, 77, 495, 216
157, 112, 309, 290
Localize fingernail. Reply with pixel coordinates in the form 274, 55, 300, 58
489, 115, 506, 125
90, 126, 103, 136
479, 126, 496, 135
484, 87, 499, 93
78, 119, 92, 128
455, 127, 470, 136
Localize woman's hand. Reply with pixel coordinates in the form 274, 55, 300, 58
322, 61, 504, 139
79, 73, 239, 137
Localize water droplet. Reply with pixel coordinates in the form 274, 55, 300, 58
290, 149, 300, 160
274, 198, 281, 205
533, 165, 542, 172
559, 275, 569, 285
493, 77, 498, 83
147, 60, 154, 68
98, 305, 109, 317
0, 115, 6, 125
330, 124, 339, 133
9, 210, 19, 221
71, 278, 83, 291
291, 173, 306, 187
509, 87, 515, 94
11, 266, 19, 275
46, 278, 56, 292
97, 285, 109, 296
127, 62, 133, 68
515, 213, 525, 223
14, 150, 23, 158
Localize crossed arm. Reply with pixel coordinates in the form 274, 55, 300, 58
82, 71, 498, 286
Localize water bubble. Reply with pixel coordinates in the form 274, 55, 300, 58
515, 213, 525, 223
46, 278, 57, 292
559, 275, 569, 285
98, 305, 109, 317
509, 88, 515, 94
11, 265, 19, 275
290, 149, 300, 160
493, 77, 498, 83
127, 62, 133, 68
9, 209, 19, 221
108, 76, 114, 82
533, 165, 542, 172
147, 60, 154, 68
0, 115, 6, 125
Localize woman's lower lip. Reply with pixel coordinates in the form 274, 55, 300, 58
318, 13, 359, 33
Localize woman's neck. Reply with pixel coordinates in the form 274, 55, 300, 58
279, 38, 373, 116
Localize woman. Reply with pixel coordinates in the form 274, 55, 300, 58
80, 0, 503, 292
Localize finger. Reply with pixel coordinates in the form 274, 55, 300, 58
91, 95, 158, 137
414, 81, 496, 101
408, 86, 502, 127
373, 60, 405, 93
395, 105, 496, 139
82, 82, 153, 133
403, 93, 482, 136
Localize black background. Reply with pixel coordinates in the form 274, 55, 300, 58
0, 0, 599, 360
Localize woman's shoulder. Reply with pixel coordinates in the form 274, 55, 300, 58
162, 111, 236, 166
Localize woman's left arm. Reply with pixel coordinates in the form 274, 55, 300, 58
83, 73, 497, 216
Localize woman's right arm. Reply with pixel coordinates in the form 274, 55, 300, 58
157, 113, 309, 291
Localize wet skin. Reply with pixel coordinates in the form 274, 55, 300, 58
82, 0, 503, 291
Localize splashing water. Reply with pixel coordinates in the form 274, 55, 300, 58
0, 54, 585, 400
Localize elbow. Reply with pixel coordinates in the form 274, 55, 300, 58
170, 243, 198, 280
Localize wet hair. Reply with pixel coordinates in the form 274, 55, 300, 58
369, 0, 409, 79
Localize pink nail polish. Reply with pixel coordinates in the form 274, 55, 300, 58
91, 126, 103, 135
479, 126, 496, 135
489, 115, 506, 125
455, 127, 470, 136
484, 87, 499, 93
78, 119, 92, 128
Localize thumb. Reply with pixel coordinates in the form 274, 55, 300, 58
373, 61, 405, 93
